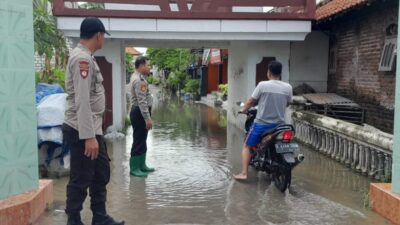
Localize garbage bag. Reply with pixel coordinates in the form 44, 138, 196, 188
37, 93, 67, 128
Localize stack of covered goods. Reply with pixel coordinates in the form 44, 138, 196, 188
36, 83, 70, 177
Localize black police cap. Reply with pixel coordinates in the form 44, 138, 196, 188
80, 17, 110, 36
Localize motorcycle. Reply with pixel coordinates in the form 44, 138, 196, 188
239, 107, 304, 192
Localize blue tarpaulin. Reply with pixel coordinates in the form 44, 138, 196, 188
36, 83, 64, 104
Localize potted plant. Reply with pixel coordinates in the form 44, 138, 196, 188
218, 84, 228, 101
184, 79, 201, 101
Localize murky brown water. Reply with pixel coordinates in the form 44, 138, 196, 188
36, 91, 392, 225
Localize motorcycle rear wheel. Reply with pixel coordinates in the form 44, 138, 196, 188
273, 164, 292, 192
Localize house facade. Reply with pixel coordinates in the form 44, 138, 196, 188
316, 0, 399, 133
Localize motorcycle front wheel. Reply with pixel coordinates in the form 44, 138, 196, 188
273, 163, 292, 192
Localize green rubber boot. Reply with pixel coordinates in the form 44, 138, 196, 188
130, 156, 148, 177
140, 154, 155, 173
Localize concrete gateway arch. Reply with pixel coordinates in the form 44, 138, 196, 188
53, 0, 328, 131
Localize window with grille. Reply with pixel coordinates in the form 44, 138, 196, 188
379, 37, 397, 72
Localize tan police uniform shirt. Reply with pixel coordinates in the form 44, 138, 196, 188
130, 72, 153, 120
64, 43, 106, 140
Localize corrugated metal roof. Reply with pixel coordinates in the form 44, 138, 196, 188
303, 93, 359, 106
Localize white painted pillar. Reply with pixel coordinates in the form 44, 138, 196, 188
95, 39, 125, 131
227, 40, 291, 128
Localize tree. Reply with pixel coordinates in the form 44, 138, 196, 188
125, 53, 135, 83
147, 48, 197, 71
33, 0, 68, 82
147, 48, 199, 92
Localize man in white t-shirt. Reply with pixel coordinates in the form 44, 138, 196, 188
234, 61, 293, 180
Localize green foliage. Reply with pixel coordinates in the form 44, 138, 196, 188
35, 72, 41, 85
34, 0, 66, 61
218, 84, 228, 96
51, 68, 66, 89
146, 48, 197, 71
146, 48, 198, 92
184, 79, 200, 95
147, 75, 162, 86
154, 77, 162, 85
33, 0, 48, 13
147, 75, 155, 85
34, 0, 68, 84
36, 68, 66, 89
166, 73, 180, 92
125, 53, 135, 74
166, 71, 188, 92
78, 3, 105, 9
125, 53, 135, 83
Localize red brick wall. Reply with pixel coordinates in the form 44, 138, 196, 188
325, 0, 398, 133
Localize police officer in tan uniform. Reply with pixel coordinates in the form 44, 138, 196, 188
62, 17, 124, 225
129, 56, 155, 177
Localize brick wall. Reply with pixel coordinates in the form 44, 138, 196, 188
35, 52, 46, 72
34, 38, 73, 72
324, 0, 398, 133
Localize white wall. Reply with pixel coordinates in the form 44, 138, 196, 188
57, 17, 310, 41
290, 31, 329, 93
95, 39, 125, 131
227, 41, 291, 128
247, 41, 291, 85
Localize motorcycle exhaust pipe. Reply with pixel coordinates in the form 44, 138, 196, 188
297, 154, 305, 162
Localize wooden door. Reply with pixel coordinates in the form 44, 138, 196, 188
207, 63, 219, 93
95, 56, 113, 130
256, 57, 276, 85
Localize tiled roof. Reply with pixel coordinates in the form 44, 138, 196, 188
125, 47, 142, 56
316, 0, 369, 21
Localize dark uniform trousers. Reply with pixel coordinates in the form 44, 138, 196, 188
63, 124, 111, 215
130, 106, 151, 156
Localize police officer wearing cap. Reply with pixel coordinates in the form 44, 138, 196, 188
62, 17, 124, 225
129, 56, 155, 177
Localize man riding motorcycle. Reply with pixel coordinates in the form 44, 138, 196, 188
234, 61, 293, 181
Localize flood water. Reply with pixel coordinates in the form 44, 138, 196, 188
36, 90, 392, 225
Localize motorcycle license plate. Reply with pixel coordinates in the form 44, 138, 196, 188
275, 143, 299, 154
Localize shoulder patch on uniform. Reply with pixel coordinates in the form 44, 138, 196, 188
140, 82, 147, 93
79, 60, 90, 79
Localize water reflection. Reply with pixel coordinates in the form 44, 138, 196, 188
36, 90, 391, 225
226, 123, 391, 225
133, 96, 230, 211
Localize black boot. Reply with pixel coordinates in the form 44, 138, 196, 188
67, 214, 85, 225
91, 211, 125, 225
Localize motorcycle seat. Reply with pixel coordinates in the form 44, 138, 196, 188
261, 128, 276, 137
